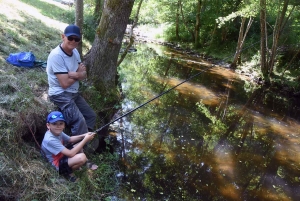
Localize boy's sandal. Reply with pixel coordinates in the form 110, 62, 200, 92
68, 176, 77, 182
65, 174, 78, 182
86, 160, 98, 170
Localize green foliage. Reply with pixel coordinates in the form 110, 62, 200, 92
80, 85, 103, 111
164, 24, 191, 42
118, 45, 158, 103
216, 1, 259, 28
52, 152, 120, 200
82, 3, 99, 42
136, 0, 300, 85
196, 101, 227, 135
131, 0, 163, 24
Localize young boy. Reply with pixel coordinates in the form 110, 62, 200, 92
41, 111, 97, 182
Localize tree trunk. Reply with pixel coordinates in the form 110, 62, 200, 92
194, 0, 201, 48
179, 0, 195, 41
84, 0, 135, 96
260, 0, 268, 78
176, 0, 180, 40
268, 0, 290, 75
117, 0, 143, 66
94, 0, 104, 25
231, 17, 253, 68
75, 0, 84, 57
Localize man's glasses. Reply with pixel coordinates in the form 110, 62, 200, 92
67, 36, 81, 42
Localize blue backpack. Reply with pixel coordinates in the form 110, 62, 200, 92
6, 52, 36, 67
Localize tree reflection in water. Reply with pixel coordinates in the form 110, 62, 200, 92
112, 44, 300, 201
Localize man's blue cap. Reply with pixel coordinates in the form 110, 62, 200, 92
64, 24, 81, 38
47, 111, 65, 123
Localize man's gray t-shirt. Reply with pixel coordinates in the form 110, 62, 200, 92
47, 44, 81, 96
41, 130, 70, 170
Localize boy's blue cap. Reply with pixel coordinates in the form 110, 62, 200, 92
64, 24, 81, 38
47, 111, 65, 123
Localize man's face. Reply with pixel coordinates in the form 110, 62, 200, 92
62, 34, 81, 49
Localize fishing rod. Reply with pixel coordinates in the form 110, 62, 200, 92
94, 64, 214, 133
93, 27, 272, 134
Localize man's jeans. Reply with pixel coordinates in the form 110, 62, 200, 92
49, 92, 96, 135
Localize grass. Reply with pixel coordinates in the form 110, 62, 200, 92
0, 0, 119, 200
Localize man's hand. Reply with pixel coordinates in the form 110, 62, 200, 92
77, 63, 86, 72
76, 63, 87, 80
67, 63, 87, 81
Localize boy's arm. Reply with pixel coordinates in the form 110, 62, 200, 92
68, 133, 89, 144
61, 133, 95, 157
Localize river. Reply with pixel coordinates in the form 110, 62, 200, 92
109, 43, 300, 201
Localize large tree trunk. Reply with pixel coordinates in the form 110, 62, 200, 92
84, 0, 135, 96
75, 0, 84, 57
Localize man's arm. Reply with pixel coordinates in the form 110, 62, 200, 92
56, 71, 86, 89
71, 63, 87, 81
68, 71, 87, 81
56, 63, 87, 89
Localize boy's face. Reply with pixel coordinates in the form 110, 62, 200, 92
47, 120, 65, 136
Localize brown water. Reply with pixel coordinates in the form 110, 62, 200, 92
111, 44, 300, 201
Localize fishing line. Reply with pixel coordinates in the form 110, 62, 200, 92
94, 65, 214, 133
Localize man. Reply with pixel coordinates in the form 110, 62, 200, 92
46, 24, 97, 136
41, 111, 96, 182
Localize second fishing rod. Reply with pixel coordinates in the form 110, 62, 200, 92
93, 64, 214, 134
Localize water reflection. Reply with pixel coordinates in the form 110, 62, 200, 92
112, 44, 300, 200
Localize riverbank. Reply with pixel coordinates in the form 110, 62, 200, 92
125, 25, 262, 85
126, 25, 299, 98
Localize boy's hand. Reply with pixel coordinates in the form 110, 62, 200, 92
84, 132, 96, 141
